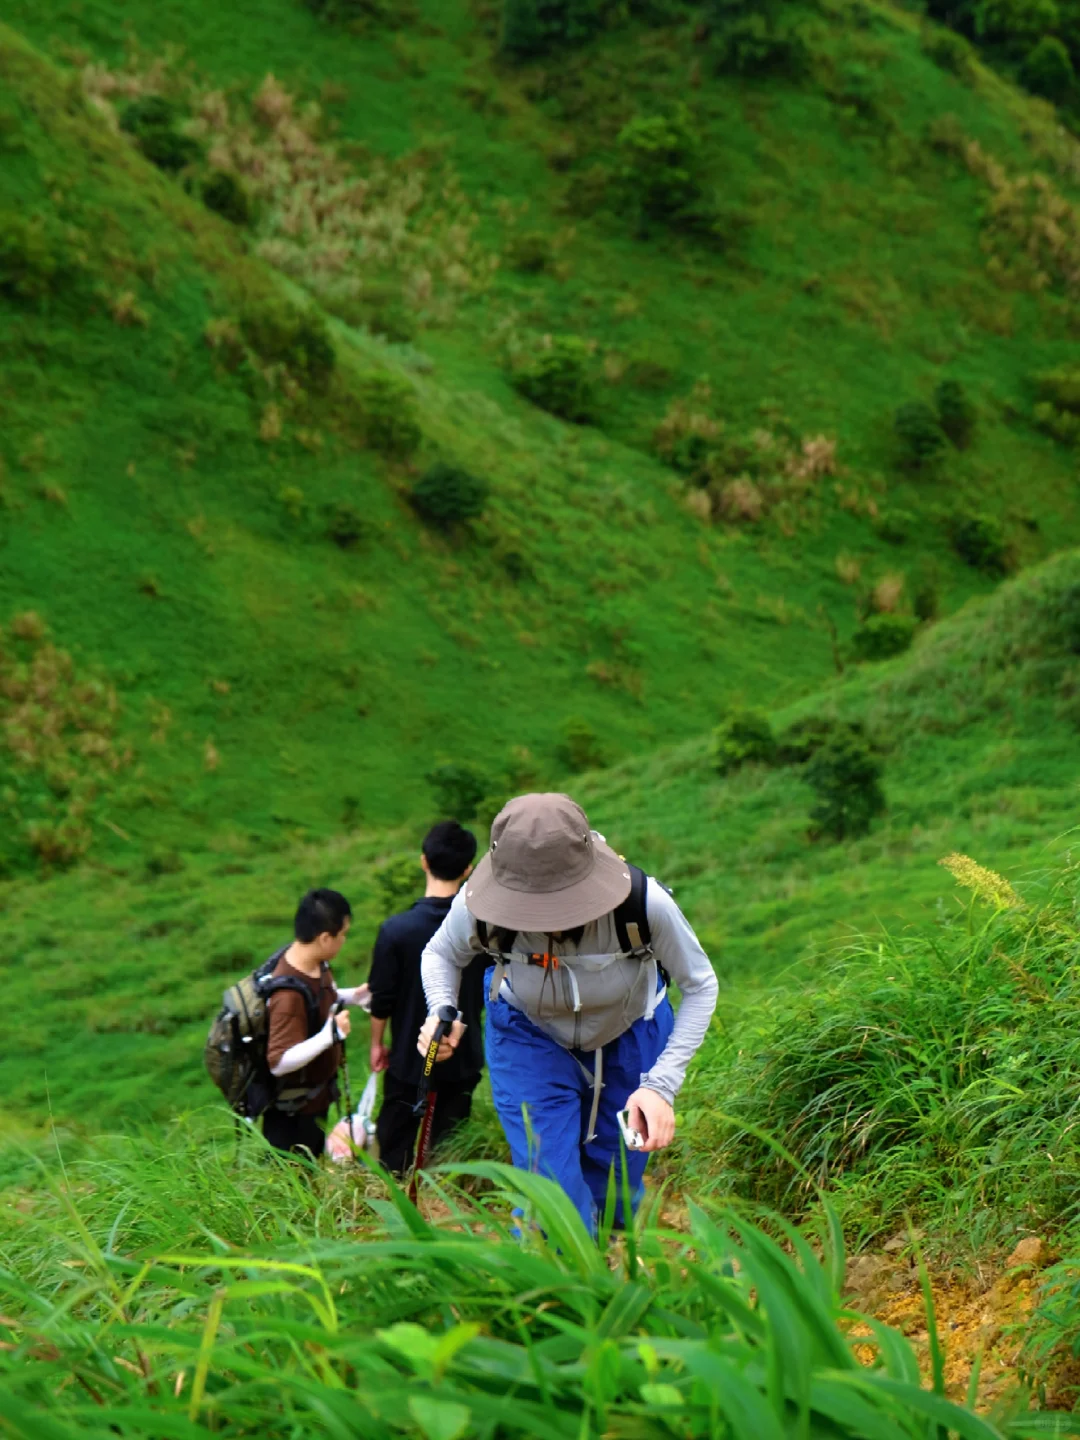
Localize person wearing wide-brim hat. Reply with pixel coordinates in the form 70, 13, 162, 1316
418, 793, 718, 1231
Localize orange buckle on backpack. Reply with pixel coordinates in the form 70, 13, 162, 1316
529, 952, 559, 970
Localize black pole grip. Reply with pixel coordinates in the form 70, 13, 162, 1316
413, 1004, 458, 1114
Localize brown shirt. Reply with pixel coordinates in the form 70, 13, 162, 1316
266, 955, 340, 1114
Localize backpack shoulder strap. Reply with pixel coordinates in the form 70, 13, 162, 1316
476, 919, 518, 955
614, 864, 651, 953
259, 974, 322, 1036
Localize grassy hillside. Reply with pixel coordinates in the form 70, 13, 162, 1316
4, 0, 1080, 878
3, 548, 1077, 1138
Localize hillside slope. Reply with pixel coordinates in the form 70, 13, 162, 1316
4, 1, 1080, 875
3, 548, 1077, 1135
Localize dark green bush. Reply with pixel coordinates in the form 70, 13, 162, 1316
425, 761, 491, 822
934, 377, 976, 448
304, 0, 413, 24
507, 231, 553, 273
873, 509, 915, 546
775, 716, 866, 766
950, 511, 1011, 575
241, 300, 336, 392
1021, 34, 1075, 98
556, 716, 607, 772
805, 731, 885, 841
920, 23, 977, 75
974, 0, 1059, 46
616, 107, 714, 236
851, 613, 918, 663
0, 214, 75, 303
715, 14, 811, 75
323, 501, 368, 549
512, 336, 595, 422
355, 371, 421, 456
373, 853, 422, 912
894, 400, 947, 470
500, 0, 611, 58
120, 97, 201, 173
1033, 366, 1080, 412
711, 708, 776, 774
202, 170, 253, 226
409, 464, 490, 529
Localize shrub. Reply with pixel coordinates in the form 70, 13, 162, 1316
556, 716, 607, 772
425, 761, 491, 822
1033, 366, 1080, 413
711, 0, 812, 78
512, 335, 595, 422
934, 377, 976, 448
304, 0, 412, 25
873, 508, 915, 545
851, 613, 918, 663
805, 730, 885, 841
1021, 34, 1075, 98
974, 0, 1060, 45
120, 96, 201, 173
950, 510, 1011, 575
0, 214, 75, 303
500, 0, 611, 59
711, 708, 776, 774
920, 23, 976, 75
775, 715, 865, 765
1034, 401, 1080, 444
323, 501, 367, 549
355, 371, 420, 456
409, 464, 489, 529
893, 400, 946, 469
241, 299, 336, 391
615, 107, 714, 236
507, 231, 553, 273
202, 170, 253, 226
373, 852, 422, 912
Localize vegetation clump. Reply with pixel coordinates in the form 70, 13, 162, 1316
805, 729, 885, 840
201, 169, 253, 226
615, 106, 717, 238
511, 335, 596, 422
949, 510, 1011, 575
355, 371, 421, 456
851, 613, 918, 663
410, 463, 489, 529
556, 715, 607, 772
425, 760, 491, 821
120, 95, 202, 173
500, 0, 611, 59
241, 298, 336, 391
0, 212, 82, 303
934, 377, 976, 448
893, 399, 947, 470
711, 707, 776, 774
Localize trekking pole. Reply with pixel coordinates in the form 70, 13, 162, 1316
333, 1001, 355, 1150
408, 1003, 457, 1205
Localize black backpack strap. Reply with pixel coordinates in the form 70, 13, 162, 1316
260, 975, 322, 1036
476, 919, 518, 955
614, 864, 651, 952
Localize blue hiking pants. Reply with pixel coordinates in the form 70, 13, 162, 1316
485, 976, 675, 1232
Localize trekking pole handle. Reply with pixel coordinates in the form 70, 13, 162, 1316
422, 1004, 459, 1080
332, 997, 347, 1044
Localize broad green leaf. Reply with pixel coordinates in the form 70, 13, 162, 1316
407, 1394, 472, 1440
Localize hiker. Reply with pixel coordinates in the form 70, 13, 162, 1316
367, 821, 484, 1177
263, 888, 366, 1157
418, 793, 719, 1230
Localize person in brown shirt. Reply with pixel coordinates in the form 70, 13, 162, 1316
264, 888, 365, 1157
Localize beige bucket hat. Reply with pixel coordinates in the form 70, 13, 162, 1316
465, 793, 631, 931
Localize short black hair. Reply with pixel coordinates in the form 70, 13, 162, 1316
294, 888, 352, 942
422, 821, 477, 882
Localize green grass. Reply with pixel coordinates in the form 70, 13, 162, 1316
3, 0, 1080, 869
0, 1124, 1071, 1438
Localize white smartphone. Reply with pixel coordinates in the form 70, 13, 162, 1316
617, 1108, 644, 1150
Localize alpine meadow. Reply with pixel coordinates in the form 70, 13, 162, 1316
8, 0, 1080, 1431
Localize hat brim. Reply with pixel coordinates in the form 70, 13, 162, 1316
465, 837, 632, 932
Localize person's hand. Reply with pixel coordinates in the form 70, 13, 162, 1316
370, 1041, 390, 1073
416, 1012, 466, 1063
331, 1009, 352, 1042
625, 1087, 675, 1153
352, 983, 372, 1011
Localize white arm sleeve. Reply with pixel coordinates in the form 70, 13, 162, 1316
269, 1013, 337, 1078
640, 880, 719, 1106
420, 887, 478, 1013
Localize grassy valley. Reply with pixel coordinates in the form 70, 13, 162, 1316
5, 0, 1080, 1430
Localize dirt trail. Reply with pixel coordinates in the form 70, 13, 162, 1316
846, 1237, 1056, 1410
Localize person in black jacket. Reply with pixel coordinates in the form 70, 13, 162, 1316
368, 821, 483, 1176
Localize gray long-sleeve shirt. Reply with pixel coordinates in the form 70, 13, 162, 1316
420, 878, 719, 1105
